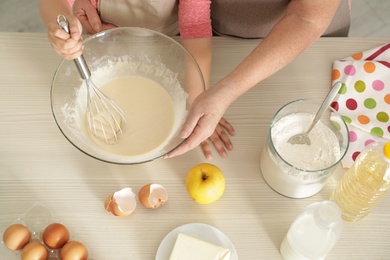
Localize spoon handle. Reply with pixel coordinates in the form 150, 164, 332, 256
306, 81, 342, 134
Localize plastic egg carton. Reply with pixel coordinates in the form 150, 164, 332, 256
0, 202, 97, 259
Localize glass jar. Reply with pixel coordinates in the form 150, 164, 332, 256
260, 99, 349, 198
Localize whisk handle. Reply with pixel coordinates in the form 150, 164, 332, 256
73, 56, 91, 80
56, 14, 91, 80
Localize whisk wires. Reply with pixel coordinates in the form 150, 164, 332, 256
86, 79, 126, 144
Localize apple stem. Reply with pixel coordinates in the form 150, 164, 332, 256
202, 173, 208, 181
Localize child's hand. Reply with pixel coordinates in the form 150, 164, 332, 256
47, 15, 83, 60
200, 117, 235, 160
73, 0, 117, 34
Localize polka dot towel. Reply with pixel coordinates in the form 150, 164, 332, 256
331, 43, 390, 168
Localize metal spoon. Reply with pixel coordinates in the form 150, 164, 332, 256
287, 82, 342, 145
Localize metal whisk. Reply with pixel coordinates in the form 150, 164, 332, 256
57, 15, 126, 144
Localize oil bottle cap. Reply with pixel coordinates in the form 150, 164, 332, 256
383, 142, 390, 160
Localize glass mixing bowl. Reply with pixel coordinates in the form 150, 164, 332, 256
51, 27, 204, 164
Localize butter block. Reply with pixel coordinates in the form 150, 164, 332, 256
169, 233, 231, 260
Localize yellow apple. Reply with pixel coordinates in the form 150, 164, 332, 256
186, 163, 226, 204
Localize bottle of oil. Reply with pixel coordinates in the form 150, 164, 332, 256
330, 141, 390, 222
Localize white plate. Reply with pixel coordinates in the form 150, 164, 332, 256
155, 223, 238, 260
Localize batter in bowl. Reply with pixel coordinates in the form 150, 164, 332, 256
87, 75, 175, 157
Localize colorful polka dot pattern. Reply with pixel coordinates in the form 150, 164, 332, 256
331, 43, 390, 168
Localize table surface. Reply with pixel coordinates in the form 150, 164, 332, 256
0, 33, 389, 260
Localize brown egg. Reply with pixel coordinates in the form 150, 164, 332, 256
2, 223, 31, 250
61, 241, 88, 260
138, 183, 168, 208
42, 223, 70, 249
21, 241, 48, 260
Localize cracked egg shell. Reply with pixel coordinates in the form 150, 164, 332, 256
138, 183, 168, 209
104, 187, 136, 217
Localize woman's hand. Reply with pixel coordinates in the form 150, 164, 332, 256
166, 87, 234, 159
73, 0, 117, 34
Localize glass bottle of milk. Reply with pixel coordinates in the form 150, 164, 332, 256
280, 201, 343, 260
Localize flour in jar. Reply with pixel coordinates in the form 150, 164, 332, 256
271, 113, 341, 170
260, 110, 343, 198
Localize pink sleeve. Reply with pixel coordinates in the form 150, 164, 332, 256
66, 0, 97, 8
178, 0, 212, 39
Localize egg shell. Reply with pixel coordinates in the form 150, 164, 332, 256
138, 183, 168, 209
21, 241, 48, 260
104, 195, 127, 216
42, 223, 70, 249
104, 187, 136, 217
61, 241, 88, 260
2, 223, 31, 250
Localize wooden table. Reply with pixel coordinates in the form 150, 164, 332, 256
0, 33, 389, 259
